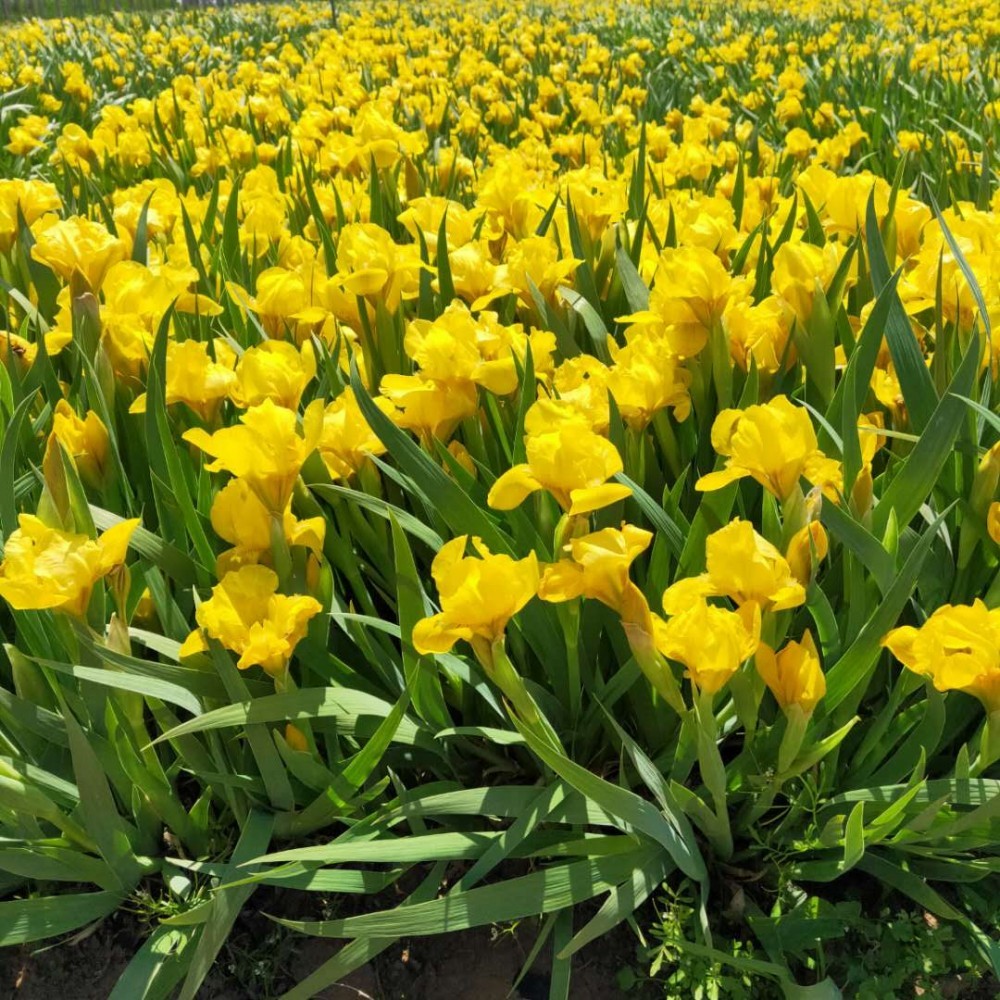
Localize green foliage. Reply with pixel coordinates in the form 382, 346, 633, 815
636, 888, 999, 1000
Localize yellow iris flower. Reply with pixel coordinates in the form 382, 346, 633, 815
183, 398, 324, 514
412, 536, 539, 658
756, 630, 826, 716
696, 395, 842, 500
179, 564, 322, 675
662, 519, 807, 614
883, 601, 1000, 714
0, 514, 139, 618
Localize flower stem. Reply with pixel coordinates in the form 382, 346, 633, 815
694, 692, 733, 859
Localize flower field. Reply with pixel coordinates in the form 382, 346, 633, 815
1, 0, 1000, 994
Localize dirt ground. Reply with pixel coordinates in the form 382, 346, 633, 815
291, 925, 638, 1000
5, 908, 1000, 999
0, 906, 643, 999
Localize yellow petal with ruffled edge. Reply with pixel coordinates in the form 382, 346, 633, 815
487, 464, 542, 510
176, 292, 224, 316
339, 268, 389, 298
695, 466, 748, 493
412, 613, 473, 655
769, 582, 808, 612
179, 628, 208, 659
537, 561, 586, 603
989, 502, 1000, 545
661, 575, 717, 616
237, 621, 289, 674
567, 483, 631, 515
881, 625, 919, 670
97, 518, 141, 573
286, 515, 326, 554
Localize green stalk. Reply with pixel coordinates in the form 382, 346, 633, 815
557, 600, 582, 729
651, 410, 682, 479
971, 711, 1000, 777
709, 318, 733, 411
984, 566, 1000, 608
486, 639, 563, 753
270, 513, 294, 589
694, 691, 733, 859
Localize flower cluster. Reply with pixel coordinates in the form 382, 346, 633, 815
0, 2, 999, 971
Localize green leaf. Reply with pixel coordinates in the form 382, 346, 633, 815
820, 502, 894, 594
660, 938, 790, 981
926, 187, 991, 339
0, 687, 67, 747
549, 907, 574, 1000
16, 203, 60, 316
952, 392, 1000, 437
145, 309, 217, 571
150, 686, 429, 748
257, 830, 508, 866
392, 515, 449, 729
57, 693, 144, 890
0, 891, 122, 947
628, 121, 647, 221
32, 656, 202, 717
177, 810, 274, 1000
0, 391, 37, 544
560, 286, 611, 361
826, 778, 1000, 809
558, 849, 673, 959
308, 482, 443, 551
872, 330, 979, 536
349, 360, 510, 553
856, 852, 964, 921
207, 642, 294, 812
865, 192, 937, 431
271, 844, 659, 939
616, 247, 649, 312
865, 778, 927, 842
564, 196, 603, 315
339, 682, 415, 799
169, 861, 400, 895
615, 472, 686, 558
109, 926, 195, 1000
731, 149, 745, 230
842, 802, 865, 871
86, 633, 264, 702
380, 784, 615, 827
513, 717, 706, 881
282, 864, 446, 1000
298, 159, 338, 276
452, 782, 570, 893
511, 339, 536, 465
598, 703, 706, 881
0, 846, 115, 890
824, 507, 951, 713
435, 726, 524, 745
436, 209, 455, 304
91, 507, 203, 587
131, 192, 154, 264
220, 175, 242, 267
827, 267, 902, 480
180, 203, 211, 291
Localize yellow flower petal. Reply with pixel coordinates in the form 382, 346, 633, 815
567, 482, 632, 515
412, 613, 472, 655
695, 466, 748, 492
487, 464, 542, 510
